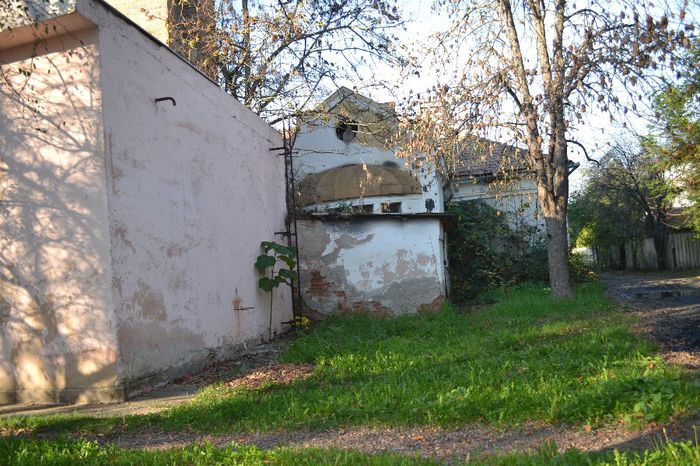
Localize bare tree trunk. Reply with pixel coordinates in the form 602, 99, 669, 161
242, 0, 252, 106
542, 199, 574, 299
539, 131, 573, 299
498, 0, 574, 300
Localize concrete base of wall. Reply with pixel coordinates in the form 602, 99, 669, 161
0, 386, 125, 405
0, 333, 280, 406
122, 333, 270, 400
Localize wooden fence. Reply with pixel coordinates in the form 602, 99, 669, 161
592, 230, 700, 271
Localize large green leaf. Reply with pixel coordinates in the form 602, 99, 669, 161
261, 241, 277, 253
280, 255, 296, 269
278, 268, 297, 282
258, 276, 277, 292
254, 254, 276, 272
261, 241, 294, 256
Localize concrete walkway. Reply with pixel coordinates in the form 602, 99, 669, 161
0, 384, 198, 419
0, 340, 289, 419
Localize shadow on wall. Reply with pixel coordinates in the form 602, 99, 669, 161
0, 29, 120, 403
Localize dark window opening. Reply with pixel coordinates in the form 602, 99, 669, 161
382, 202, 401, 213
335, 118, 358, 142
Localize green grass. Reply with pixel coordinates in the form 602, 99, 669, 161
0, 438, 435, 466
2, 282, 698, 436
0, 437, 698, 465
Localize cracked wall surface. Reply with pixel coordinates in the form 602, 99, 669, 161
298, 218, 447, 316
0, 0, 292, 402
89, 0, 292, 389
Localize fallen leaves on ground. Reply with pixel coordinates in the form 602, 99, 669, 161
225, 364, 315, 390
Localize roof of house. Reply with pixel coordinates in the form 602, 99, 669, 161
454, 138, 530, 178
297, 164, 421, 205
323, 87, 396, 113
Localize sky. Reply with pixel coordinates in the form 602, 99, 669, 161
333, 0, 700, 190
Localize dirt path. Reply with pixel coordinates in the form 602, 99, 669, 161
599, 271, 700, 369
47, 412, 698, 460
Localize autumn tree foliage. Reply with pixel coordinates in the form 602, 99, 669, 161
398, 0, 697, 298
168, 0, 403, 123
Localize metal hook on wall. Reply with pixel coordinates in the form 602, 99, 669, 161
155, 97, 176, 106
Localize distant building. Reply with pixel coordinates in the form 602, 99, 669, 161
449, 138, 546, 232
294, 87, 444, 215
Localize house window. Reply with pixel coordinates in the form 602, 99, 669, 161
352, 204, 374, 214
381, 202, 401, 213
335, 118, 358, 142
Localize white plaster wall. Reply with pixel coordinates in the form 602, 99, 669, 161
298, 218, 447, 316
294, 118, 444, 214
79, 0, 292, 384
451, 178, 545, 231
0, 28, 122, 402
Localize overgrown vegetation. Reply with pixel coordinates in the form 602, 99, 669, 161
568, 142, 679, 270
647, 46, 700, 236
0, 436, 698, 465
2, 283, 697, 437
446, 201, 548, 302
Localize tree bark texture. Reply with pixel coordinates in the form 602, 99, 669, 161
542, 198, 574, 299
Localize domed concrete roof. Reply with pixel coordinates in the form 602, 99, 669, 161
297, 164, 421, 205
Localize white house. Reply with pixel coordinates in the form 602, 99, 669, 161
449, 138, 546, 232
294, 88, 445, 214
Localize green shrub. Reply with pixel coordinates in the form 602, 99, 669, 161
447, 201, 548, 302
569, 250, 597, 282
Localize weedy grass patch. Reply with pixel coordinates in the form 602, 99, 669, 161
0, 437, 698, 465
1, 282, 698, 436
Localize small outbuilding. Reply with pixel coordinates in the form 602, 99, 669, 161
293, 88, 451, 316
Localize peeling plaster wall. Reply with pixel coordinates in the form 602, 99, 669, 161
452, 178, 545, 231
0, 29, 122, 403
297, 218, 446, 316
79, 0, 292, 387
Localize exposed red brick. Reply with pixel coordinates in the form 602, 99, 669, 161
308, 270, 332, 297
417, 296, 444, 313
